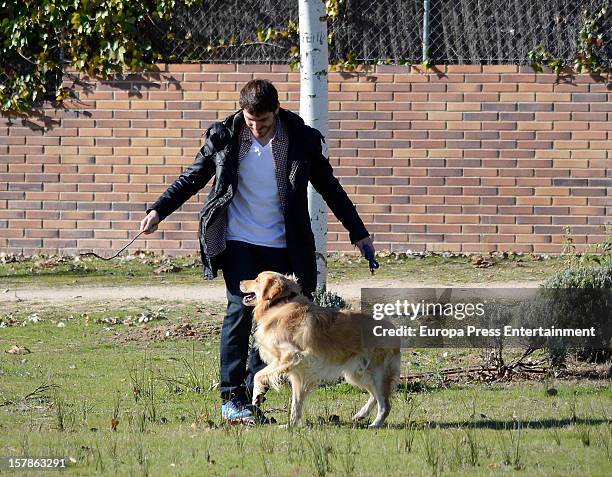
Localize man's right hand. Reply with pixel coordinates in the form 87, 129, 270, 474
140, 210, 160, 234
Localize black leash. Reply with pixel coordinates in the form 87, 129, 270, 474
79, 230, 145, 260
78, 231, 377, 273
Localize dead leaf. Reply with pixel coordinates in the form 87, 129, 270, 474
154, 264, 182, 274
471, 255, 494, 268
6, 345, 30, 354
27, 313, 41, 323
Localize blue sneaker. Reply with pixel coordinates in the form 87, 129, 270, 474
221, 397, 253, 422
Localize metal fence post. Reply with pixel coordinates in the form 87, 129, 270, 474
422, 0, 431, 62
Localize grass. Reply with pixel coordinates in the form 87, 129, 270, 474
1, 299, 610, 476
0, 252, 565, 288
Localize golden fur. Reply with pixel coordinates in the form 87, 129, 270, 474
240, 271, 401, 428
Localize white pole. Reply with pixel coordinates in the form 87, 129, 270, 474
299, 0, 329, 292
422, 0, 431, 62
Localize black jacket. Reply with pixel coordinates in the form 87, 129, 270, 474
147, 108, 369, 294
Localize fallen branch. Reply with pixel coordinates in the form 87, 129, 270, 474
0, 383, 59, 407
401, 363, 550, 383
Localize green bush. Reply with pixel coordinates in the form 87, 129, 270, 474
312, 289, 347, 309
543, 261, 612, 289
540, 260, 612, 364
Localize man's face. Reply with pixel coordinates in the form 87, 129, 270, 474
243, 107, 279, 139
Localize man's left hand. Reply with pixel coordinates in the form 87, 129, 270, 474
355, 236, 375, 258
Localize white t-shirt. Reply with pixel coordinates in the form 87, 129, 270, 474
226, 133, 287, 248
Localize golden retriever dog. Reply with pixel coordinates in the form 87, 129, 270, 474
240, 271, 401, 428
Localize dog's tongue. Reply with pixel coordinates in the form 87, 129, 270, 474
242, 292, 256, 305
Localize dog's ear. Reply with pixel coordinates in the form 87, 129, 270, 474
261, 276, 283, 302
284, 273, 302, 293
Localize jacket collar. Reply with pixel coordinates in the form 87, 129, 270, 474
222, 109, 245, 136
222, 108, 307, 213
223, 108, 305, 137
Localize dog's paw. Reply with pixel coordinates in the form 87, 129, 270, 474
252, 393, 265, 407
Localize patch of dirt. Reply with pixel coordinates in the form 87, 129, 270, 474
109, 321, 222, 343
2, 279, 543, 303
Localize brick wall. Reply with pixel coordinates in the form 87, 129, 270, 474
1, 64, 610, 256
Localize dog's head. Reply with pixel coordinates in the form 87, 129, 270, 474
240, 271, 302, 309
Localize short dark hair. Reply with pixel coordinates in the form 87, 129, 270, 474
239, 79, 279, 115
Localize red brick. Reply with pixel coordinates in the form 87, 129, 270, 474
3, 67, 610, 255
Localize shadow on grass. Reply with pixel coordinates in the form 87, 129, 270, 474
292, 416, 611, 431
380, 417, 611, 431
300, 417, 611, 431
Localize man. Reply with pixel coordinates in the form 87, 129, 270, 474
140, 79, 374, 424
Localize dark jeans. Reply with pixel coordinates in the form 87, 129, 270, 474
220, 240, 293, 402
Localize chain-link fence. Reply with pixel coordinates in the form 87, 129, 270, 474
328, 0, 423, 63
428, 0, 611, 64
1, 0, 610, 104
151, 0, 610, 65
148, 0, 298, 63
147, 0, 424, 63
